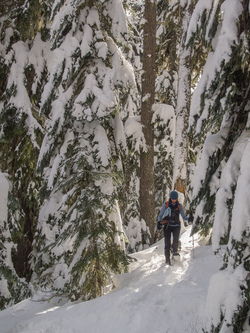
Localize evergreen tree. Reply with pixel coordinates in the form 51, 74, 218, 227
188, 0, 250, 331
0, 0, 46, 306
0, 172, 30, 309
32, 0, 141, 300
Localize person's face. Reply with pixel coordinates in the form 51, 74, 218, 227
172, 199, 177, 203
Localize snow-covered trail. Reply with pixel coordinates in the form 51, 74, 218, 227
0, 227, 222, 333
112, 228, 221, 333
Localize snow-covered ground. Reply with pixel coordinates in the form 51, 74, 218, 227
0, 227, 222, 333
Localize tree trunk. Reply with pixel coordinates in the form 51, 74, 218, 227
140, 0, 156, 244
173, 1, 194, 201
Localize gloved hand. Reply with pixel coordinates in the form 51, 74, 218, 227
184, 220, 189, 227
188, 215, 194, 224
157, 221, 162, 230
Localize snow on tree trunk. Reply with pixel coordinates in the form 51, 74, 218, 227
140, 0, 156, 244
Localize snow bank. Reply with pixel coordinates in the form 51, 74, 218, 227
205, 264, 248, 332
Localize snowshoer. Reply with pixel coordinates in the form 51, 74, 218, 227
157, 191, 191, 265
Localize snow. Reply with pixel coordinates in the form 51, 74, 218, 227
125, 116, 145, 152
152, 103, 175, 126
186, 0, 212, 44
105, 0, 128, 40
212, 132, 250, 251
2, 37, 44, 146
192, 127, 229, 198
205, 264, 248, 333
188, 0, 244, 132
0, 227, 225, 333
91, 123, 111, 167
1, 1, 249, 331
230, 138, 250, 242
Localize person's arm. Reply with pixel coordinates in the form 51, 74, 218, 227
158, 203, 167, 222
179, 204, 188, 221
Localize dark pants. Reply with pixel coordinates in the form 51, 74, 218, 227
164, 224, 181, 261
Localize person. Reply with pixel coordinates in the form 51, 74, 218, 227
157, 190, 190, 265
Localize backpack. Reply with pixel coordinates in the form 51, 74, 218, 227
166, 201, 180, 212
162, 201, 180, 224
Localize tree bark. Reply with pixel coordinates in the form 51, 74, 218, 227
140, 0, 156, 244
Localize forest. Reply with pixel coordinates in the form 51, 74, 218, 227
0, 0, 249, 332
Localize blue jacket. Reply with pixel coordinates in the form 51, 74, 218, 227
158, 201, 188, 225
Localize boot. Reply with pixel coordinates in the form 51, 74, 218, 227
166, 258, 171, 265
165, 253, 171, 265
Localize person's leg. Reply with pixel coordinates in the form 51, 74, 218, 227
164, 226, 172, 263
172, 226, 181, 254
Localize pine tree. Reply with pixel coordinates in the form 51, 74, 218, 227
0, 173, 31, 309
0, 0, 46, 307
188, 0, 250, 331
32, 0, 140, 300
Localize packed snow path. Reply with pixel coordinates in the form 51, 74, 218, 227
0, 227, 222, 333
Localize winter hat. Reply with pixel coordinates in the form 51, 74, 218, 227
170, 191, 178, 200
